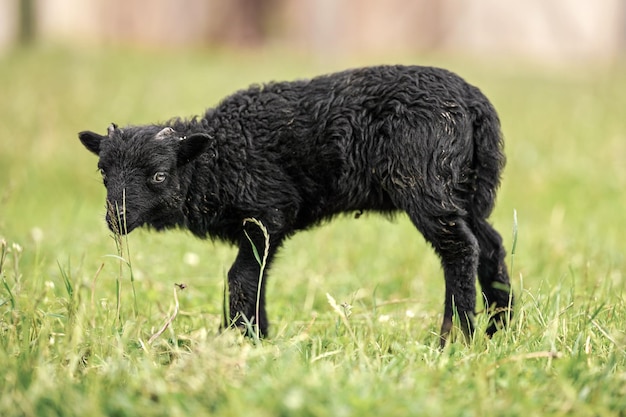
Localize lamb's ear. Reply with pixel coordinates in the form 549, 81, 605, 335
177, 133, 213, 166
79, 131, 105, 155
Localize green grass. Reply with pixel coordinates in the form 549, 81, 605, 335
1, 45, 625, 416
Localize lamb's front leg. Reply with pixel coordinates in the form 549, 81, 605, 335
225, 227, 280, 337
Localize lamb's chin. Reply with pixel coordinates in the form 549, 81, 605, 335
145, 211, 184, 232
147, 218, 180, 232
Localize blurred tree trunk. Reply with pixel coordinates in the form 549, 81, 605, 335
211, 0, 273, 47
19, 0, 35, 44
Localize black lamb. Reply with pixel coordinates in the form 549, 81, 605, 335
79, 65, 513, 347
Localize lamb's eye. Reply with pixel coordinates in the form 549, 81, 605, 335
152, 171, 167, 183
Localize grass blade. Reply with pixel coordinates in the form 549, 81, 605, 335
243, 218, 269, 340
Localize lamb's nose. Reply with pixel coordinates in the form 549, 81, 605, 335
106, 201, 125, 217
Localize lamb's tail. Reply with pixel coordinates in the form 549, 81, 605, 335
469, 94, 506, 219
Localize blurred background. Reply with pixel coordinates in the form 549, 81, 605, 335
1, 0, 625, 62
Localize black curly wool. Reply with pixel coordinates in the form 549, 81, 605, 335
79, 65, 513, 346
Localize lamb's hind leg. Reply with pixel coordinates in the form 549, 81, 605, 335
471, 218, 513, 336
410, 214, 480, 348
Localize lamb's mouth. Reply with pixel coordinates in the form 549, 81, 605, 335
105, 212, 141, 235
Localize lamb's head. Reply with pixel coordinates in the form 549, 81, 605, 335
79, 124, 211, 234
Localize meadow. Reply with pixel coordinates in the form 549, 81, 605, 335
0, 46, 624, 416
